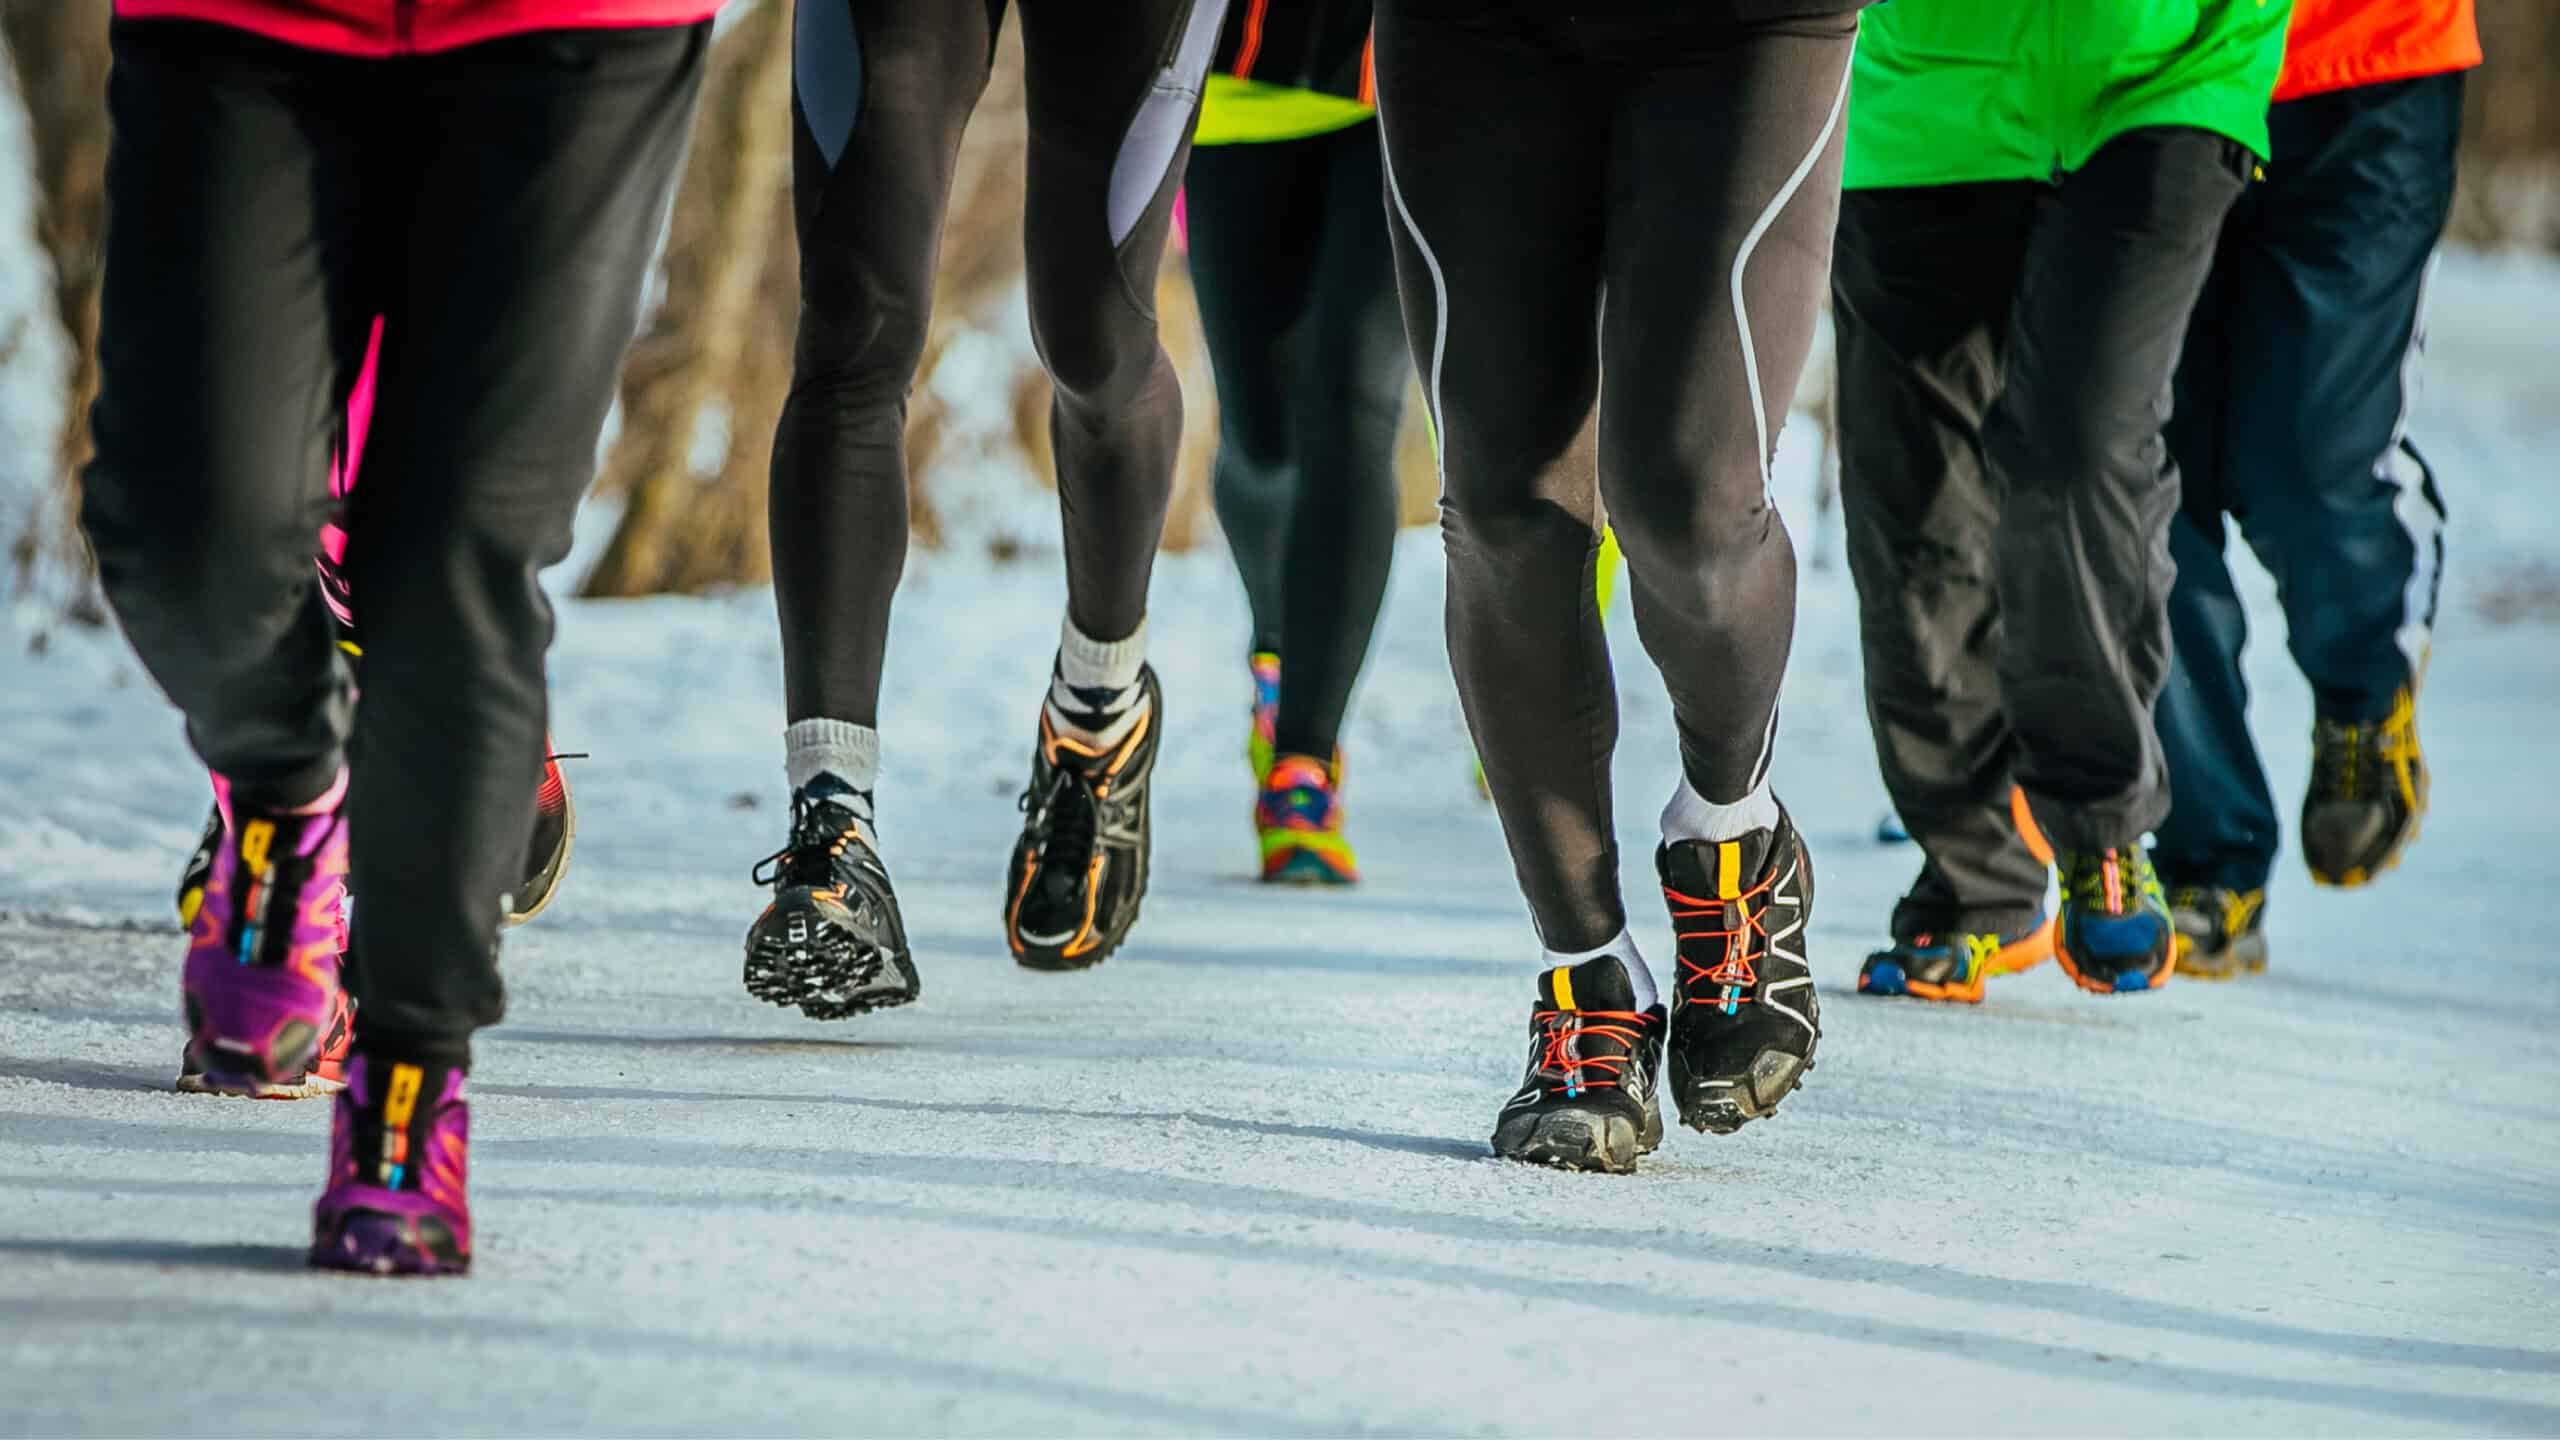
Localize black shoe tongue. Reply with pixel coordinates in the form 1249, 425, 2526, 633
1659, 827, 1776, 899
1540, 954, 1637, 1013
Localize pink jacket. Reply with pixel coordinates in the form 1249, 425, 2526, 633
113, 0, 721, 56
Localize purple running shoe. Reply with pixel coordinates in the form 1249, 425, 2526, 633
311, 1056, 471, 1277
180, 778, 350, 1092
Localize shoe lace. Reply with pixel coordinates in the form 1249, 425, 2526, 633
1962, 932, 2002, 974
2061, 848, 2158, 915
1531, 1008, 1650, 1094
1020, 767, 1098, 879
1664, 874, 1777, 1007
751, 793, 860, 890
2310, 717, 2370, 801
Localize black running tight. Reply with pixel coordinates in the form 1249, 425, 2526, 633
771, 0, 1228, 726
1375, 1, 1856, 950
1187, 121, 1408, 760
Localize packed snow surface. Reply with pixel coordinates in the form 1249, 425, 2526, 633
1, 251, 2556, 1435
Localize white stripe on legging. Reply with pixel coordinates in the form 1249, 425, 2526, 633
2384, 253, 2447, 683
1731, 45, 1854, 504
1107, 0, 1233, 248
1377, 119, 1448, 482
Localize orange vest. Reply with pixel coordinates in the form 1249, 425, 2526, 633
2277, 0, 2482, 102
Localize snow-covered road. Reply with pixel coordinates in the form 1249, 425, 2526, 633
2, 252, 2555, 1435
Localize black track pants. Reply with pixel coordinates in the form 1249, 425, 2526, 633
1188, 122, 1407, 760
82, 18, 706, 1063
772, 0, 1228, 726
1375, 1, 1856, 951
2154, 74, 2460, 892
1834, 127, 2249, 936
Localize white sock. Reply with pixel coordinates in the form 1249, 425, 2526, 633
785, 718, 878, 825
1662, 773, 1779, 845
1046, 614, 1149, 748
1541, 927, 1659, 1011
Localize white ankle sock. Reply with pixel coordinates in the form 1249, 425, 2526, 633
785, 718, 878, 824
1046, 615, 1149, 748
1662, 773, 1779, 845
1541, 927, 1658, 1011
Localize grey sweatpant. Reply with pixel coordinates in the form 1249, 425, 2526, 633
1833, 127, 2250, 940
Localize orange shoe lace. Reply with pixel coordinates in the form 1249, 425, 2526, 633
1531, 1008, 1651, 1099
1665, 872, 1777, 1017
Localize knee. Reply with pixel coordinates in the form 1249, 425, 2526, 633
1035, 307, 1168, 417
1602, 430, 1785, 587
80, 449, 314, 634
1987, 388, 2165, 499
791, 290, 933, 415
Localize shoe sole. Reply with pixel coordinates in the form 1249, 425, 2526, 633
176, 1069, 343, 1100
1492, 1109, 1647, 1175
1670, 1054, 1814, 1135
310, 1212, 470, 1277
743, 892, 920, 1021
2054, 945, 2176, 996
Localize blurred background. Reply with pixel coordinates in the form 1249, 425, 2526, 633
0, 0, 2552, 640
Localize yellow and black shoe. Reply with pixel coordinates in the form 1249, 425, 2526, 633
1657, 809, 1819, 1134
1858, 916, 2054, 1004
1007, 667, 1162, 971
2166, 883, 2267, 981
745, 784, 916, 1020
1491, 956, 1665, 1174
2304, 686, 2427, 888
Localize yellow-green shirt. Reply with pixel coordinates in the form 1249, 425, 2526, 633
1195, 74, 1374, 146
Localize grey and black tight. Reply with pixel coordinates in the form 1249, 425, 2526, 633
772, 0, 1228, 726
1373, 0, 1857, 950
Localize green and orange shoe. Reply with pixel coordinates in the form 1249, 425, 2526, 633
1858, 916, 2053, 1004
1257, 752, 1358, 886
2055, 846, 2174, 995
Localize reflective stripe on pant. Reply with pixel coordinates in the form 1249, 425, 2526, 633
1376, 1, 1856, 950
1835, 127, 2249, 932
2153, 73, 2462, 892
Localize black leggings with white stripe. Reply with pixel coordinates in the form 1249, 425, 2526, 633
1373, 1, 1857, 951
772, 0, 1225, 727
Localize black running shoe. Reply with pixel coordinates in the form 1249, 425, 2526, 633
1657, 808, 1819, 1134
505, 745, 577, 929
2303, 685, 2427, 888
745, 788, 917, 1020
1492, 956, 1665, 1174
1006, 667, 1161, 971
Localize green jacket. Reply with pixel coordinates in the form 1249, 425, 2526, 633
1845, 0, 2294, 190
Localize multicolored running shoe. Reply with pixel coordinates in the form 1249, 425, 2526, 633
2055, 846, 2175, 995
310, 1056, 471, 1277
1246, 651, 1281, 785
180, 780, 351, 1094
1858, 917, 2054, 1004
1257, 752, 1358, 885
